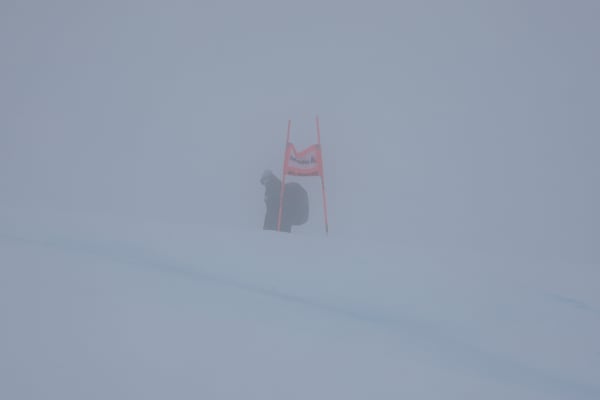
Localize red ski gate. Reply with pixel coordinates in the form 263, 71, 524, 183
277, 116, 329, 234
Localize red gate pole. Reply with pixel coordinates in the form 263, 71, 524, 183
277, 120, 291, 232
316, 116, 329, 234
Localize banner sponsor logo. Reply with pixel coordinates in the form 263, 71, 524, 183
285, 144, 322, 176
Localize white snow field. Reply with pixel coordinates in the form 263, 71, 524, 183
1, 207, 598, 400
2, 3, 599, 399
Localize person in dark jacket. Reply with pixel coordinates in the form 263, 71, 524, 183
260, 169, 309, 233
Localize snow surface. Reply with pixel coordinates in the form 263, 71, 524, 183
2, 1, 599, 399
1, 208, 599, 400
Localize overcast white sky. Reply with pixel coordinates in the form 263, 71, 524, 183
1, 0, 599, 261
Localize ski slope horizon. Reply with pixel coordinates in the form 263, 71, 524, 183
1, 208, 599, 399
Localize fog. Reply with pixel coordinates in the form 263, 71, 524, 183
2, 0, 599, 261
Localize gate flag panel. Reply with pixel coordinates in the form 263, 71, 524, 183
277, 116, 329, 234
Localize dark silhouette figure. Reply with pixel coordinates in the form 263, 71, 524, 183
260, 170, 309, 233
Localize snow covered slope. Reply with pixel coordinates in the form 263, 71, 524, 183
1, 208, 598, 400
2, 1, 599, 398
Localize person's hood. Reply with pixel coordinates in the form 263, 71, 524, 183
260, 169, 279, 185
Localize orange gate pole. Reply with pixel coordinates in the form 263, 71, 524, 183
277, 120, 291, 232
316, 116, 329, 234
